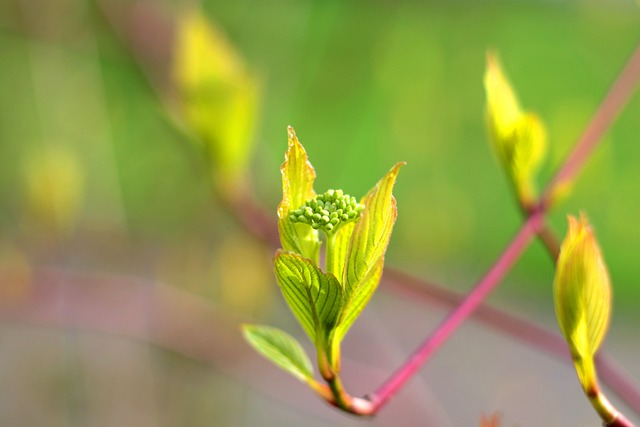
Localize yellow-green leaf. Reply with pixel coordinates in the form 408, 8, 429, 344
485, 52, 521, 140
277, 127, 321, 263
242, 324, 313, 382
335, 162, 404, 342
484, 53, 547, 205
554, 214, 611, 364
327, 221, 355, 282
173, 9, 259, 188
273, 251, 343, 347
333, 257, 383, 348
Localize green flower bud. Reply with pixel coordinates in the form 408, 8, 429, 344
288, 189, 365, 234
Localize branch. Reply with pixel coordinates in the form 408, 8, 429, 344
367, 40, 640, 414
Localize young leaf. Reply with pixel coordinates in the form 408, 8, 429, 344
333, 257, 383, 348
173, 9, 259, 188
335, 162, 404, 343
485, 52, 521, 141
554, 214, 611, 362
273, 251, 343, 347
484, 53, 547, 206
327, 221, 356, 281
277, 127, 321, 263
242, 324, 314, 382
554, 213, 612, 400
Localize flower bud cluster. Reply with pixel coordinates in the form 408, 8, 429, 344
289, 189, 364, 233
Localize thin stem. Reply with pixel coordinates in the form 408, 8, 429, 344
541, 41, 640, 205
597, 353, 640, 418
609, 412, 636, 427
327, 375, 353, 411
383, 268, 640, 416
368, 40, 640, 413
368, 209, 545, 410
536, 222, 561, 260
586, 379, 636, 427
325, 232, 337, 277
520, 201, 560, 261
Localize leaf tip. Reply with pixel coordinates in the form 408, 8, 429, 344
287, 125, 297, 141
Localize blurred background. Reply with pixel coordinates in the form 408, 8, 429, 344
1, 0, 640, 426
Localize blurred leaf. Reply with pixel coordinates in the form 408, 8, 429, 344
277, 127, 321, 264
334, 162, 404, 344
23, 145, 84, 235
485, 53, 547, 206
242, 324, 314, 383
554, 214, 611, 390
273, 251, 343, 350
485, 53, 521, 137
173, 9, 259, 188
217, 235, 272, 315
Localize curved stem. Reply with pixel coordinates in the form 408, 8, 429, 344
327, 375, 353, 411
324, 232, 337, 277
520, 201, 560, 261
541, 41, 640, 205
368, 210, 545, 410
367, 39, 640, 414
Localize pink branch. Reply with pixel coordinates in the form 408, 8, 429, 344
542, 42, 640, 203
368, 210, 545, 410
368, 40, 640, 413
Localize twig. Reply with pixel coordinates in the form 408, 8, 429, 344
366, 40, 640, 415
367, 209, 543, 410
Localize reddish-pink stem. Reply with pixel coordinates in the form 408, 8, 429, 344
543, 42, 640, 202
368, 40, 640, 413
367, 209, 545, 410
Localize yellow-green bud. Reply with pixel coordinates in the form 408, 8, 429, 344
289, 189, 364, 234
554, 213, 612, 401
554, 214, 611, 361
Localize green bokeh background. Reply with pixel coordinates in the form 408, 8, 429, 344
1, 0, 639, 426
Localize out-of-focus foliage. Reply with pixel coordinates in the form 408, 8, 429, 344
485, 53, 547, 208
173, 9, 260, 191
554, 214, 611, 366
22, 145, 84, 235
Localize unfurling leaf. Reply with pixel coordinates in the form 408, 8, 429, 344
554, 214, 612, 393
484, 53, 547, 206
173, 9, 260, 188
273, 251, 343, 350
334, 162, 405, 345
277, 127, 321, 264
242, 324, 313, 382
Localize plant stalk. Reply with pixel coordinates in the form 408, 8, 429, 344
367, 40, 640, 414
367, 209, 545, 410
